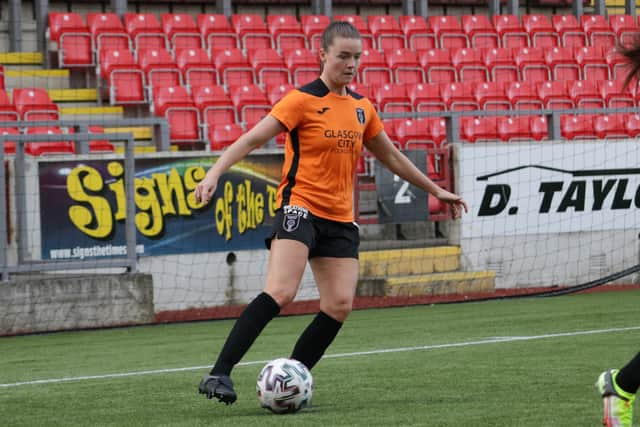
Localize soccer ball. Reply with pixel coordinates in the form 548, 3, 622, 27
256, 358, 313, 414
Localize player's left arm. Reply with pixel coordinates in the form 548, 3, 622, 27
364, 130, 468, 218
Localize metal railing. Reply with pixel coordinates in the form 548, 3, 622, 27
0, 132, 137, 281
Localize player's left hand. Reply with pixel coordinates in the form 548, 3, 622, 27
434, 189, 468, 219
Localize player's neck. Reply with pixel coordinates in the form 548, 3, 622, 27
320, 76, 347, 96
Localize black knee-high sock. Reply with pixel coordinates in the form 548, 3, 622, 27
290, 311, 343, 370
616, 352, 640, 395
211, 292, 280, 376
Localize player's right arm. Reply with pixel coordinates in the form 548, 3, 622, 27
195, 115, 286, 204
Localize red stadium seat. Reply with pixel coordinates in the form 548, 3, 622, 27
124, 13, 168, 53
560, 114, 597, 140
460, 116, 501, 142
507, 82, 544, 110
606, 48, 630, 81
210, 123, 243, 150
552, 15, 587, 48
213, 48, 256, 87
441, 81, 479, 111
625, 113, 640, 136
594, 114, 631, 139
161, 13, 203, 52
598, 79, 635, 108
359, 49, 391, 86
138, 48, 182, 96
176, 49, 220, 90
0, 65, 4, 90
581, 15, 616, 49
515, 47, 551, 82
24, 127, 75, 155
386, 49, 425, 84
229, 84, 271, 128
493, 15, 530, 48
0, 90, 19, 122
569, 80, 605, 109
461, 15, 499, 49
87, 13, 131, 54
0, 127, 20, 155
99, 49, 146, 105
544, 46, 580, 81
300, 15, 330, 52
249, 48, 291, 87
347, 83, 374, 103
530, 116, 549, 140
419, 48, 457, 83
483, 47, 519, 81
610, 15, 637, 47
13, 88, 59, 121
47, 12, 93, 67
574, 46, 610, 81
267, 15, 307, 53
522, 14, 558, 48
497, 116, 538, 142
368, 15, 406, 51
407, 82, 446, 112
231, 14, 273, 51
395, 118, 438, 149
266, 83, 295, 105
153, 85, 200, 143
333, 15, 374, 50
283, 48, 318, 87
428, 16, 469, 49
85, 126, 115, 152
474, 81, 510, 110
399, 15, 436, 51
397, 117, 448, 148
451, 47, 488, 82
176, 48, 218, 90
192, 85, 236, 133
537, 81, 574, 110
374, 84, 412, 113
198, 14, 239, 53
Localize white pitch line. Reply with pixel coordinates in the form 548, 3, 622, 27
1, 325, 639, 389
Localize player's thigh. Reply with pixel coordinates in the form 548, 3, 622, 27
309, 257, 359, 320
264, 238, 309, 306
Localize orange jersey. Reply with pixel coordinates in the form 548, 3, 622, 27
270, 79, 384, 222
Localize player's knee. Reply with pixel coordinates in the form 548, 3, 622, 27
267, 288, 297, 307
322, 299, 353, 322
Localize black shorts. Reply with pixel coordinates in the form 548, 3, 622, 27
265, 205, 360, 259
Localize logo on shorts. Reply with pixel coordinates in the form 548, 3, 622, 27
283, 213, 300, 232
282, 205, 309, 232
356, 107, 365, 124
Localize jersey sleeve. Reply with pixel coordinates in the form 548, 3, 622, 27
363, 101, 384, 142
270, 90, 304, 131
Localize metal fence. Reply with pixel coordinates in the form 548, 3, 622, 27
0, 132, 138, 281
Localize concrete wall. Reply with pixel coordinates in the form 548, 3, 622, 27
0, 273, 154, 335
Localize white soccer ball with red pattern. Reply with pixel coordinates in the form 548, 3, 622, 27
256, 358, 313, 414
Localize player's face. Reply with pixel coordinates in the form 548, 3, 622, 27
320, 36, 362, 87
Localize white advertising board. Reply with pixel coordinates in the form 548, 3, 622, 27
458, 141, 640, 238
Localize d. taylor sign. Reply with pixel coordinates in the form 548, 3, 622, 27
458, 142, 640, 238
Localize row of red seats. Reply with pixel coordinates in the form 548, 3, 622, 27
95, 44, 627, 107
349, 80, 637, 113
1, 126, 114, 156
48, 12, 636, 68
385, 114, 640, 145
0, 88, 59, 122
356, 45, 625, 85
97, 47, 318, 104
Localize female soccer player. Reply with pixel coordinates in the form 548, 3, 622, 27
194, 21, 468, 405
594, 41, 640, 427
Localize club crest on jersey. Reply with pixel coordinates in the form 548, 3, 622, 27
356, 107, 365, 124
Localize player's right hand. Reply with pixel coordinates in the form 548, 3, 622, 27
195, 175, 217, 205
